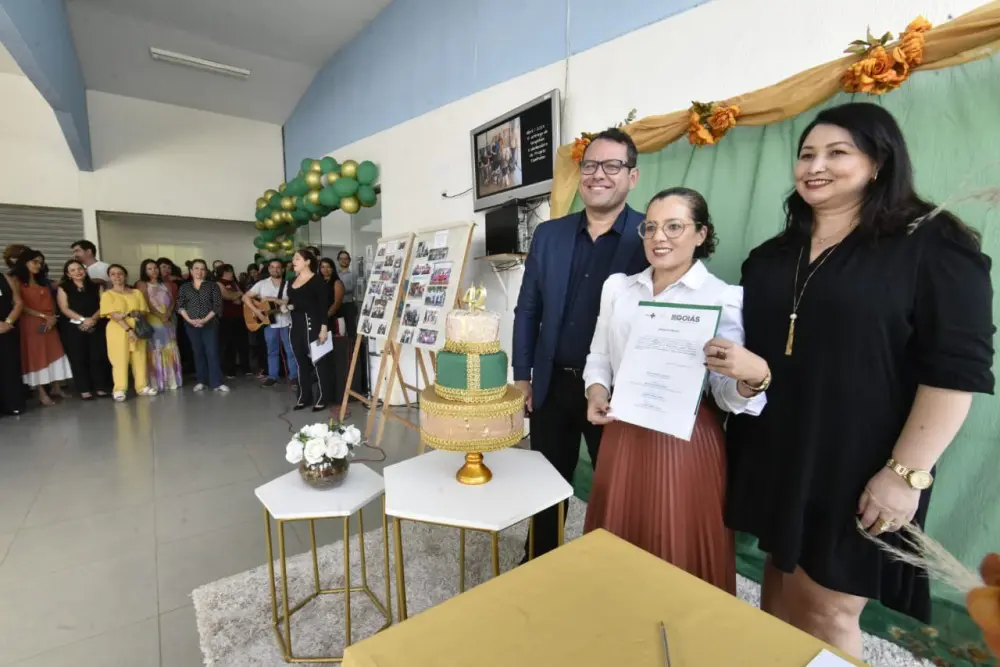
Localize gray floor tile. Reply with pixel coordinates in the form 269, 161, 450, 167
159, 605, 204, 667
157, 517, 305, 614
0, 532, 13, 566
22, 463, 155, 528
0, 475, 45, 535
0, 549, 159, 663
155, 478, 264, 544
4, 617, 160, 667
153, 443, 263, 499
0, 504, 156, 585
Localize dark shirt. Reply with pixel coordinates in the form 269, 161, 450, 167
553, 208, 627, 369
177, 280, 222, 320
217, 279, 243, 318
287, 273, 330, 341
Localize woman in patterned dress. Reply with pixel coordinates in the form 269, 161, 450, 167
136, 259, 182, 391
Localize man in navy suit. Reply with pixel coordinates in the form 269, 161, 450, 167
513, 128, 649, 558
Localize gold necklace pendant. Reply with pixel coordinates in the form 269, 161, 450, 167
785, 313, 798, 356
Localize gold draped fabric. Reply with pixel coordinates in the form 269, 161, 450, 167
550, 1, 1000, 217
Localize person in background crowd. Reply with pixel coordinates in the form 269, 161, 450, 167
183, 260, 194, 281
335, 250, 358, 338
287, 249, 334, 411
4, 244, 27, 271
242, 263, 266, 376
318, 257, 344, 335
216, 264, 251, 378
0, 267, 25, 416
513, 127, 648, 560
157, 258, 181, 301
100, 264, 155, 402
212, 260, 224, 279
725, 103, 995, 658
12, 250, 72, 405
177, 259, 228, 393
56, 260, 111, 399
242, 264, 260, 291
136, 259, 182, 391
244, 258, 298, 388
583, 188, 768, 592
71, 240, 110, 285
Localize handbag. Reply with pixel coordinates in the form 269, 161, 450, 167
131, 312, 154, 339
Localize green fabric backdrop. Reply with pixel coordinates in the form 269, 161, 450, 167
570, 52, 1000, 664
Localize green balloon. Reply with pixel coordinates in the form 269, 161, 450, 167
332, 177, 359, 198
254, 253, 265, 264
294, 195, 305, 210
357, 184, 377, 206
292, 209, 309, 222
302, 199, 320, 214
320, 156, 338, 174
255, 209, 269, 221
293, 177, 311, 197
253, 236, 267, 249
268, 194, 283, 209
300, 158, 313, 172
356, 161, 378, 185
260, 228, 280, 242
296, 218, 310, 228
319, 186, 340, 208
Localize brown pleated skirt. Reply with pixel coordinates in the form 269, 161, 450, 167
583, 403, 735, 593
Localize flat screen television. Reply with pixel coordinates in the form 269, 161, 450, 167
470, 89, 560, 212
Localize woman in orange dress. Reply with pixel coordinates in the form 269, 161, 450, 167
11, 250, 72, 405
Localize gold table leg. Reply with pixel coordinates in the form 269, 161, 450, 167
310, 519, 320, 594
458, 528, 466, 593
381, 497, 392, 622
278, 519, 292, 659
344, 515, 352, 648
491, 531, 500, 578
557, 501, 566, 547
393, 517, 408, 621
528, 516, 535, 561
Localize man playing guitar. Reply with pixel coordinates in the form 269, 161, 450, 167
243, 259, 298, 387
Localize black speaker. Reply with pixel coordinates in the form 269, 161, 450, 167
484, 202, 520, 255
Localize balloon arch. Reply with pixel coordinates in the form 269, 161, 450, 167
252, 157, 379, 264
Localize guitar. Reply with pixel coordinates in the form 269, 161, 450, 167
243, 297, 274, 332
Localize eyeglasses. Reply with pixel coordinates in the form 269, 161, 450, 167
638, 219, 699, 240
580, 159, 635, 176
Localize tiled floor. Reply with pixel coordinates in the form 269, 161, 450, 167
0, 380, 418, 666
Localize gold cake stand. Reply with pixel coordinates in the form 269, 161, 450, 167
419, 384, 525, 485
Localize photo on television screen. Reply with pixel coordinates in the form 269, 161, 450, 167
475, 117, 522, 198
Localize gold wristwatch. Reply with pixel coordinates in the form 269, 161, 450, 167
738, 370, 771, 396
886, 458, 933, 490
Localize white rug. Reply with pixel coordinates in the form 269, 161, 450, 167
192, 497, 929, 666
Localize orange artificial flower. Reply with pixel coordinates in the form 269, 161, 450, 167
707, 105, 740, 134
571, 136, 591, 163
898, 17, 931, 66
967, 553, 1000, 658
688, 103, 740, 146
906, 16, 932, 33
843, 45, 907, 94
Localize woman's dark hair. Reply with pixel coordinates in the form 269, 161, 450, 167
107, 264, 129, 282
138, 258, 160, 284
4, 244, 28, 269
337, 250, 351, 261
784, 102, 980, 245
189, 259, 209, 273
646, 187, 718, 259
156, 257, 173, 266
60, 259, 97, 293
295, 249, 318, 273
246, 263, 258, 273
219, 263, 235, 279
11, 249, 49, 285
319, 257, 339, 282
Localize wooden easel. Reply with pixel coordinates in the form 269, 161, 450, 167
375, 222, 476, 449
338, 232, 414, 441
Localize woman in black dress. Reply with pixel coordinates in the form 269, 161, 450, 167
288, 250, 335, 411
0, 270, 25, 416
725, 103, 994, 657
56, 260, 112, 399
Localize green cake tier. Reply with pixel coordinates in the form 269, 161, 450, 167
435, 350, 509, 402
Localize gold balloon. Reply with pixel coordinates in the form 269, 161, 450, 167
340, 196, 360, 214
255, 220, 266, 229
264, 217, 278, 229
270, 211, 283, 224
304, 171, 322, 190
280, 196, 296, 211
310, 214, 321, 222
263, 189, 278, 200
340, 160, 358, 179
308, 160, 323, 173
325, 172, 339, 185
283, 211, 295, 223
255, 197, 268, 210
278, 182, 287, 194
264, 241, 279, 252
280, 238, 295, 251
306, 190, 321, 206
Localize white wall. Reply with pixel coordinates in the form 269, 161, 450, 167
0, 76, 283, 252
322, 0, 982, 365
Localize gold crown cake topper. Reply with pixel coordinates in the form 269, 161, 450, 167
462, 284, 487, 311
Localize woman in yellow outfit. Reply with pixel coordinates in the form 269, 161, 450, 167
100, 264, 156, 402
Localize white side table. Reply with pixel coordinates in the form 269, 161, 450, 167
383, 448, 573, 621
255, 464, 392, 663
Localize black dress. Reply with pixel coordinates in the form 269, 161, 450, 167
288, 273, 336, 408
725, 218, 994, 622
59, 283, 112, 395
0, 275, 25, 415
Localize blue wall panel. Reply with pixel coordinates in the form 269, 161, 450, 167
0, 0, 92, 170
284, 0, 706, 177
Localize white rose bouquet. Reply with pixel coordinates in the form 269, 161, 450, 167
286, 421, 363, 489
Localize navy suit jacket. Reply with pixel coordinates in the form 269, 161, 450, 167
513, 204, 648, 410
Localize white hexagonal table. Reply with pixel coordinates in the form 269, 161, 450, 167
383, 449, 573, 620
255, 464, 392, 663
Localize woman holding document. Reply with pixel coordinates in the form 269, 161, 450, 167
725, 103, 994, 657
287, 249, 335, 412
582, 187, 770, 592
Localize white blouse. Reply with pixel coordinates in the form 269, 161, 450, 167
583, 261, 766, 416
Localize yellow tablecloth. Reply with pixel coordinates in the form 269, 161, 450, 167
343, 530, 863, 667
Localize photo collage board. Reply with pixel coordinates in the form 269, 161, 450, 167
358, 234, 414, 342
395, 223, 474, 351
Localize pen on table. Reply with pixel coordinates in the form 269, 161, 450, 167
660, 621, 671, 667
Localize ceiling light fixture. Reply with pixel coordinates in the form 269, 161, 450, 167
149, 47, 250, 80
